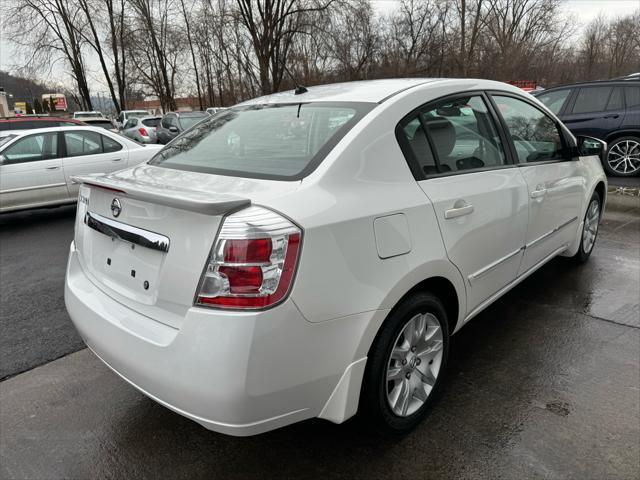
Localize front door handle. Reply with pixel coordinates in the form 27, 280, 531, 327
444, 200, 474, 219
603, 114, 619, 119
45, 166, 60, 170
111, 158, 123, 162
530, 188, 547, 199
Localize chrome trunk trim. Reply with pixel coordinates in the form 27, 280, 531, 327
84, 211, 170, 253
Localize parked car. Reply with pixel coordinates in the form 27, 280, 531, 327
66, 79, 606, 437
81, 117, 118, 132
0, 116, 84, 131
115, 110, 152, 130
73, 111, 105, 119
206, 107, 227, 115
156, 111, 209, 144
122, 116, 162, 143
534, 79, 640, 176
0, 126, 162, 213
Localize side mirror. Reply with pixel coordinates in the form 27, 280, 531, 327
577, 136, 606, 159
169, 126, 179, 133
0, 154, 6, 165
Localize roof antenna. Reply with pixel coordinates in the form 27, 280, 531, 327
282, 63, 307, 95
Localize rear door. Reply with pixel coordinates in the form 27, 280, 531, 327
561, 85, 624, 138
0, 131, 67, 211
62, 130, 127, 197
490, 93, 583, 275
399, 93, 529, 313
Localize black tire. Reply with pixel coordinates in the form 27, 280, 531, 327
359, 291, 450, 435
603, 136, 640, 177
573, 190, 601, 264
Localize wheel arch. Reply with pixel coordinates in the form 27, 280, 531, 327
604, 130, 640, 144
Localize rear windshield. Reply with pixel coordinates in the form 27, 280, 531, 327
149, 102, 373, 180
142, 118, 160, 127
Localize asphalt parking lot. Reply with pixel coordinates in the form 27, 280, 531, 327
1, 192, 639, 479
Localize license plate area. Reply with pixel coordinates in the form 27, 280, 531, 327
84, 219, 167, 304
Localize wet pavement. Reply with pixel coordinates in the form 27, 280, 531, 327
0, 199, 639, 479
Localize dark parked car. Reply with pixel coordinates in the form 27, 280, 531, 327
534, 79, 640, 176
0, 116, 84, 131
156, 111, 209, 144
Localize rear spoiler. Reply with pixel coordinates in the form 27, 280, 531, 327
72, 174, 251, 215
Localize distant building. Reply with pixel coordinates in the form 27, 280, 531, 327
42, 93, 68, 111
130, 97, 204, 115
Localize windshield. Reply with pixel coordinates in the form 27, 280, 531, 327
149, 102, 374, 180
128, 111, 149, 119
0, 134, 17, 149
142, 118, 160, 127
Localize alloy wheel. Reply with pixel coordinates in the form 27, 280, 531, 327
607, 139, 640, 175
582, 199, 600, 254
385, 312, 444, 417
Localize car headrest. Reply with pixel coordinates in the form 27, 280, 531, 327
423, 116, 455, 158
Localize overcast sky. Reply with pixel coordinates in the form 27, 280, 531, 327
1, 0, 638, 90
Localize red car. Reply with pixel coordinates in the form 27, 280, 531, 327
0, 116, 84, 131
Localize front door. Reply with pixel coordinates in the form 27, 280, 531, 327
490, 94, 584, 275
0, 132, 67, 211
398, 93, 529, 313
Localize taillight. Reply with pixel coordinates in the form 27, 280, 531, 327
196, 206, 302, 310
139, 127, 149, 136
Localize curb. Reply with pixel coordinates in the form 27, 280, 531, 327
607, 186, 640, 210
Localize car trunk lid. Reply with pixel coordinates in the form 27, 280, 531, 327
73, 164, 299, 328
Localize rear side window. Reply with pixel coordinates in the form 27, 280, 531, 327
64, 131, 103, 157
1, 132, 58, 164
398, 117, 437, 175
625, 86, 640, 108
571, 86, 614, 114
421, 96, 506, 173
536, 89, 571, 114
142, 118, 160, 127
102, 135, 123, 153
149, 102, 373, 180
493, 95, 565, 163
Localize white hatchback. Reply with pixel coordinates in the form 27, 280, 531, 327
0, 126, 162, 213
65, 79, 607, 436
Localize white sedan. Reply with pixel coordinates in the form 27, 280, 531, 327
0, 126, 162, 213
65, 79, 606, 436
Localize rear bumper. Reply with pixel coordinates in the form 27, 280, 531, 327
65, 242, 372, 435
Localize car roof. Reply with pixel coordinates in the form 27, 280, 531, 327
237, 78, 531, 105
3, 125, 124, 135
541, 78, 640, 91
239, 79, 442, 105
0, 116, 82, 123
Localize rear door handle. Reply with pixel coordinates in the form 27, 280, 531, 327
111, 158, 123, 162
530, 188, 547, 199
603, 114, 619, 119
444, 200, 474, 219
45, 166, 60, 170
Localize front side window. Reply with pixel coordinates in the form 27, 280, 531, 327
149, 102, 373, 180
493, 95, 566, 163
571, 86, 614, 114
1, 132, 58, 164
124, 119, 137, 130
64, 131, 103, 157
536, 89, 571, 115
